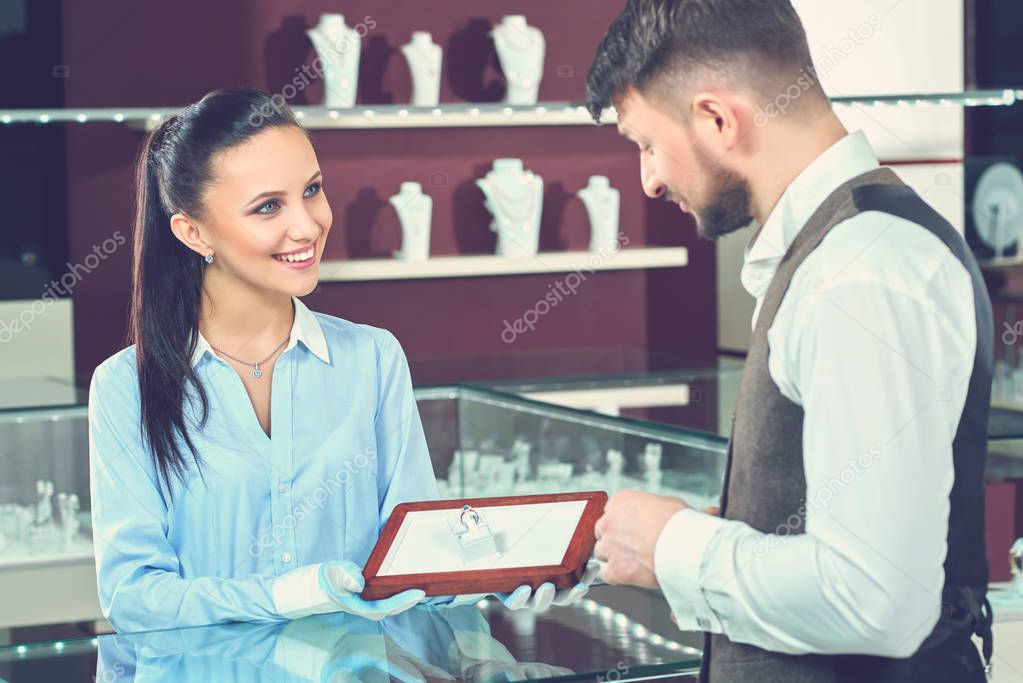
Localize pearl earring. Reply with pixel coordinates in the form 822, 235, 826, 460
204, 252, 214, 265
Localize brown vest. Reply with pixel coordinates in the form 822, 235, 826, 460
702, 167, 993, 682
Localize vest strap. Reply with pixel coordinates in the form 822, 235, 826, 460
942, 585, 993, 677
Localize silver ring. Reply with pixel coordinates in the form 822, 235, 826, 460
460, 504, 480, 530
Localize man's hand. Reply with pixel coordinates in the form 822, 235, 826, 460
594, 490, 690, 589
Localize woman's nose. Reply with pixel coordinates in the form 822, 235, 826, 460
289, 206, 323, 241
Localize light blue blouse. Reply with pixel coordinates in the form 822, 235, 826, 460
88, 296, 438, 632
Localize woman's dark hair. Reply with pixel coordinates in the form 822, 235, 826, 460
585, 0, 821, 121
130, 87, 306, 496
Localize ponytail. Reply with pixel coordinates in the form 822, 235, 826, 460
127, 88, 303, 496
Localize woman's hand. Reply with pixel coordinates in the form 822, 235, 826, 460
427, 560, 602, 613
318, 561, 425, 620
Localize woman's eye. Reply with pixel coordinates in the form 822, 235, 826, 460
255, 183, 320, 215
256, 199, 280, 215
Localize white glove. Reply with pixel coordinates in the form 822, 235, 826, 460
430, 560, 602, 612
270, 560, 425, 621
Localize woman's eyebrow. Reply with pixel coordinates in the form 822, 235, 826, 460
245, 170, 322, 206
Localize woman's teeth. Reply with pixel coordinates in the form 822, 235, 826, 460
273, 247, 314, 263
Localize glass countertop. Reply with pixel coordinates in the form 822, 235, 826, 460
471, 361, 744, 441
474, 364, 1023, 444
0, 586, 702, 682
5, 361, 1023, 444
7, 361, 1023, 447
0, 377, 87, 414
989, 404, 1023, 440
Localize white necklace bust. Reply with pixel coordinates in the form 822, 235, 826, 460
389, 182, 433, 261
306, 14, 361, 108
578, 175, 622, 253
477, 158, 544, 257
491, 15, 545, 105
400, 31, 442, 107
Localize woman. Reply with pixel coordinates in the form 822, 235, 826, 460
89, 88, 594, 633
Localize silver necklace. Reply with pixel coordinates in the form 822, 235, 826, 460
487, 173, 539, 228
581, 187, 615, 211
406, 41, 439, 77
495, 23, 537, 52
210, 335, 290, 378
495, 25, 542, 88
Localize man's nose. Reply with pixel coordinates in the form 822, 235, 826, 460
640, 154, 666, 199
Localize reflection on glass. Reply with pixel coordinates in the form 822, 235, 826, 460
95, 606, 571, 682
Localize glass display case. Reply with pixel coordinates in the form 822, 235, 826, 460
0, 379, 727, 629
0, 399, 91, 570
472, 364, 1023, 488
0, 385, 97, 630
418, 386, 726, 510
0, 585, 703, 682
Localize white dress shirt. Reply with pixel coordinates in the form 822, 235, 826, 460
654, 131, 977, 657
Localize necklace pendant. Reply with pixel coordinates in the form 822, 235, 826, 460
253, 363, 262, 378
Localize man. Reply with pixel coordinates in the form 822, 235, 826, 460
585, 1, 994, 681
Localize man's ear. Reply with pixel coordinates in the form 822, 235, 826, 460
691, 92, 742, 152
170, 212, 211, 257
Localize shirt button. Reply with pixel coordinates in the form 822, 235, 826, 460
282, 552, 293, 564
277, 483, 287, 494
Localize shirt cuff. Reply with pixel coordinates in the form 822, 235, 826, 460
654, 509, 725, 633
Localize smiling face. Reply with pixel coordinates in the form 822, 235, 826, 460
616, 87, 753, 240
191, 125, 332, 297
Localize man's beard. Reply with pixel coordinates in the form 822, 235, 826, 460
682, 142, 754, 240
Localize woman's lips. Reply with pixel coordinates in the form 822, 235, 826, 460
272, 243, 316, 270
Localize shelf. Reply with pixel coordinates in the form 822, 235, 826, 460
316, 246, 687, 282
294, 102, 617, 130
0, 102, 615, 131
0, 548, 93, 570
1, 90, 1020, 130
830, 89, 1021, 108
518, 382, 692, 414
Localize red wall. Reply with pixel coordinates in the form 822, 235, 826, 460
62, 0, 717, 387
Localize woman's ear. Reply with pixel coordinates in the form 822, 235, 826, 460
170, 212, 210, 257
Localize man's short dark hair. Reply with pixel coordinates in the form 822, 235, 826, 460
586, 0, 820, 122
